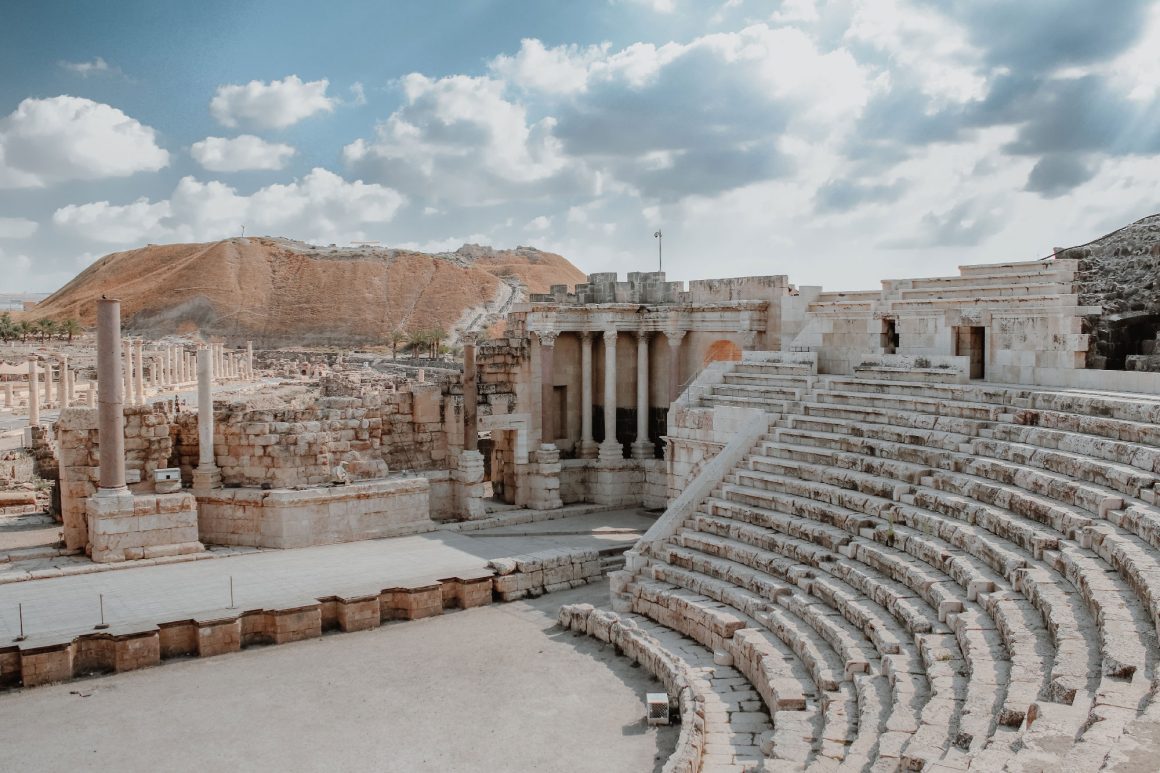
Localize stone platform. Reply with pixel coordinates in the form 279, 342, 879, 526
0, 508, 655, 688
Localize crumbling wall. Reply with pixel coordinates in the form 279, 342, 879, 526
175, 385, 451, 488
1066, 213, 1160, 370
56, 404, 177, 551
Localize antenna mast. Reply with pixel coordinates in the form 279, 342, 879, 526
654, 229, 662, 272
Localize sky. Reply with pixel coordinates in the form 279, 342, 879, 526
2, 0, 1160, 295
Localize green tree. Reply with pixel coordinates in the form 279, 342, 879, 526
407, 330, 429, 359
388, 329, 407, 360
60, 318, 82, 343
32, 318, 57, 343
428, 327, 447, 359
0, 312, 16, 342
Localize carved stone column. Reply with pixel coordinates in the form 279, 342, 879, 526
666, 329, 686, 403
578, 332, 597, 458
95, 299, 126, 493
121, 340, 132, 408
462, 333, 478, 452
246, 341, 254, 378
193, 346, 220, 491
133, 338, 146, 405
538, 330, 557, 446
599, 329, 621, 461
27, 355, 39, 427
42, 359, 52, 406
56, 355, 68, 406
65, 363, 75, 405
631, 332, 652, 459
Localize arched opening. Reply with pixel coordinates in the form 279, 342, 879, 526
702, 339, 742, 366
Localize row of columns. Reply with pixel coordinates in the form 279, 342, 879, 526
93, 299, 223, 495
537, 328, 685, 461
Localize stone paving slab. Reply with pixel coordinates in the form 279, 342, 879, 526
0, 508, 652, 642
0, 584, 678, 773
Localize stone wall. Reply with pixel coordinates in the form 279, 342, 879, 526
57, 405, 178, 551
174, 387, 451, 489
87, 491, 202, 563
195, 477, 432, 548
1064, 213, 1160, 370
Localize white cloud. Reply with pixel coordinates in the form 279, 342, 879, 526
1108, 3, 1160, 102
490, 39, 610, 94
210, 75, 335, 130
59, 57, 113, 76
0, 96, 169, 188
190, 135, 296, 172
770, 0, 818, 24
53, 197, 172, 243
525, 215, 552, 231
0, 217, 38, 238
620, 0, 675, 12
349, 82, 368, 106
845, 0, 987, 106
53, 168, 405, 245
343, 74, 579, 205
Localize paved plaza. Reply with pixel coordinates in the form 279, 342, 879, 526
0, 509, 655, 642
0, 584, 677, 773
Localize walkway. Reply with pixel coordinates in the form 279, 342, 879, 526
0, 509, 654, 642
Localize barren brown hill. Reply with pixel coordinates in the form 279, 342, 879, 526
28, 237, 587, 346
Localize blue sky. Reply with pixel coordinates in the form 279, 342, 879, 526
3, 0, 1160, 294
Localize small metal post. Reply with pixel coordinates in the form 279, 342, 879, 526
15, 603, 25, 641
95, 594, 108, 629
229, 576, 235, 609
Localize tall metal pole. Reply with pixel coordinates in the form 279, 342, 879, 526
654, 229, 663, 272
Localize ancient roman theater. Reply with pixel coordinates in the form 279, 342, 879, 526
3, 217, 1160, 772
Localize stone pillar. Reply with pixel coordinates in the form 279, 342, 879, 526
193, 346, 220, 491
578, 332, 597, 458
599, 329, 620, 461
27, 356, 39, 427
538, 331, 557, 446
65, 364, 75, 405
122, 340, 132, 408
246, 341, 254, 378
632, 332, 651, 459
133, 338, 146, 405
3, 382, 11, 409
666, 330, 685, 403
56, 355, 68, 406
42, 360, 52, 406
463, 334, 478, 452
96, 299, 127, 493
86, 380, 95, 407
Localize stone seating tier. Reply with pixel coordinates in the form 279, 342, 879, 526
624, 363, 1160, 770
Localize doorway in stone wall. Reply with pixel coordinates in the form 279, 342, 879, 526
881, 318, 899, 354
955, 326, 986, 379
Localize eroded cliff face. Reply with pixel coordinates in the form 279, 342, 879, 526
1061, 214, 1160, 370
27, 237, 586, 347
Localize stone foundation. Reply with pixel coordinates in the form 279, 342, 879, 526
195, 477, 433, 548
87, 491, 203, 563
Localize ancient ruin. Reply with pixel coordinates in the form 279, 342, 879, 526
3, 216, 1160, 772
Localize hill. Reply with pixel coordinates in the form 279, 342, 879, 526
27, 237, 587, 346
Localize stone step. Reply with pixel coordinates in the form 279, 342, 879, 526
896, 281, 1073, 301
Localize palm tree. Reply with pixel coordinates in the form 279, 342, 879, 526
60, 318, 82, 343
407, 330, 429, 359
388, 329, 407, 360
428, 327, 447, 359
32, 318, 57, 343
0, 312, 16, 342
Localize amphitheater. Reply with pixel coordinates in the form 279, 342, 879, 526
3, 218, 1160, 772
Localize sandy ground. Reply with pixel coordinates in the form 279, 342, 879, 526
0, 584, 677, 773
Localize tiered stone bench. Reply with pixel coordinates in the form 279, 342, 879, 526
617, 363, 1160, 770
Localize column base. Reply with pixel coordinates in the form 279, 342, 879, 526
631, 441, 654, 460
577, 439, 599, 459
192, 466, 221, 493
598, 440, 624, 463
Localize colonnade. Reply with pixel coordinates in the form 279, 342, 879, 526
533, 327, 686, 461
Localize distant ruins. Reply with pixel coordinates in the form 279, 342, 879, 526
4, 225, 1160, 772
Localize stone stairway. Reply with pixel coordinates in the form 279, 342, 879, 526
613, 356, 1160, 771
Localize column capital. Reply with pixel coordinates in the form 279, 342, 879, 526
460, 331, 478, 346
665, 329, 686, 347
603, 329, 618, 344
535, 329, 558, 347
579, 331, 593, 342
